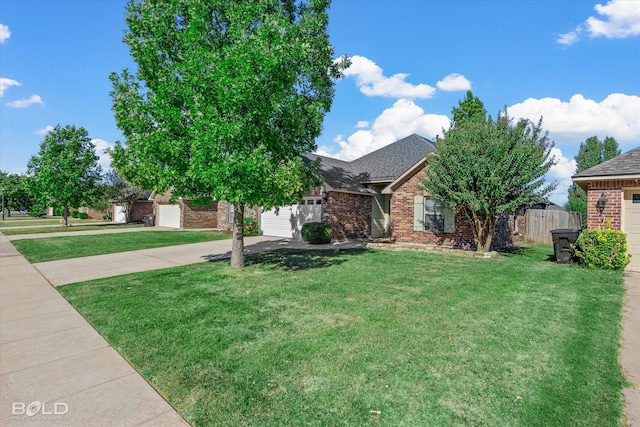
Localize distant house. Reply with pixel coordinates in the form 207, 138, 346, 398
151, 191, 257, 230
572, 146, 640, 271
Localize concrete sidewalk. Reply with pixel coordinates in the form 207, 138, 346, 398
623, 272, 640, 426
0, 233, 190, 426
32, 236, 366, 287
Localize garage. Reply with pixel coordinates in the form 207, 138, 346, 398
261, 197, 322, 238
624, 190, 640, 272
158, 204, 181, 228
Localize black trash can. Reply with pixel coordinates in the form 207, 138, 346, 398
551, 228, 581, 264
144, 214, 155, 227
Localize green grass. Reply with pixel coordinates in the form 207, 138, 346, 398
12, 231, 230, 263
0, 224, 143, 235
0, 217, 98, 227
58, 245, 627, 426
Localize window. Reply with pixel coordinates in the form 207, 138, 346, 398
413, 196, 455, 233
424, 199, 446, 232
226, 203, 234, 223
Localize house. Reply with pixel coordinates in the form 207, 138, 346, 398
572, 146, 640, 271
261, 133, 513, 249
151, 191, 258, 230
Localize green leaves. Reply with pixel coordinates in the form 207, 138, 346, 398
25, 125, 102, 225
422, 96, 556, 251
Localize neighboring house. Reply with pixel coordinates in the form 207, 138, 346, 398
151, 191, 257, 229
112, 197, 154, 223
572, 146, 640, 271
262, 133, 513, 249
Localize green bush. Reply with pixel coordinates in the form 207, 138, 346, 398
55, 207, 63, 216
78, 212, 89, 220
573, 221, 631, 270
243, 217, 258, 236
301, 222, 332, 244
71, 210, 79, 218
27, 211, 46, 217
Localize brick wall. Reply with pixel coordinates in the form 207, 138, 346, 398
182, 200, 219, 228
217, 201, 259, 231
390, 168, 513, 250
586, 180, 626, 230
130, 201, 153, 223
324, 191, 372, 240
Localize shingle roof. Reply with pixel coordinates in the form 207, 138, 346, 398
573, 146, 640, 178
303, 134, 435, 194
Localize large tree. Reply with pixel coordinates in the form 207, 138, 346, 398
0, 172, 35, 217
566, 136, 620, 223
110, 0, 346, 268
25, 125, 102, 226
421, 95, 556, 252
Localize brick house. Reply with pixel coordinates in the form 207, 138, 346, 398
264, 134, 513, 249
572, 146, 640, 271
151, 190, 258, 229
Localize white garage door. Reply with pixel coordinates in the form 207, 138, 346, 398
261, 198, 322, 238
114, 205, 127, 223
158, 204, 181, 228
624, 190, 640, 272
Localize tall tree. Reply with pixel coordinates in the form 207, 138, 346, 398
0, 172, 35, 217
566, 136, 620, 223
450, 90, 487, 128
25, 125, 102, 226
422, 101, 556, 252
110, 0, 346, 268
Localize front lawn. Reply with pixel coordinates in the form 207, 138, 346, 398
0, 217, 97, 228
0, 223, 143, 236
12, 230, 230, 263
59, 246, 627, 426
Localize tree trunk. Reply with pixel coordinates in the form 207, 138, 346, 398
62, 206, 69, 226
230, 202, 245, 269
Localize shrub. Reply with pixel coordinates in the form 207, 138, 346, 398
71, 210, 79, 218
301, 221, 332, 244
27, 211, 46, 217
55, 207, 63, 216
573, 221, 631, 270
103, 215, 109, 220
78, 212, 89, 220
243, 217, 258, 236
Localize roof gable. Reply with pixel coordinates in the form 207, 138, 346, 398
573, 146, 640, 179
306, 134, 435, 194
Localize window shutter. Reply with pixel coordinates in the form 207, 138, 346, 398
444, 205, 455, 233
414, 196, 424, 231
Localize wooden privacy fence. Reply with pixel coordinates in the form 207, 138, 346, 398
524, 209, 582, 245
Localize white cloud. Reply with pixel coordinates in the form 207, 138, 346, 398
436, 73, 472, 91
557, 30, 581, 46
546, 147, 577, 205
507, 93, 640, 144
322, 99, 450, 161
7, 94, 44, 108
557, 0, 640, 45
91, 138, 114, 170
588, 0, 640, 38
0, 77, 21, 97
355, 121, 369, 129
0, 24, 10, 43
341, 55, 436, 99
35, 125, 54, 135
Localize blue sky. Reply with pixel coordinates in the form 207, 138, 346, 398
1, 0, 639, 205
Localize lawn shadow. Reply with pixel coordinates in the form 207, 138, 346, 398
496, 245, 532, 257
201, 238, 369, 271
245, 248, 366, 271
